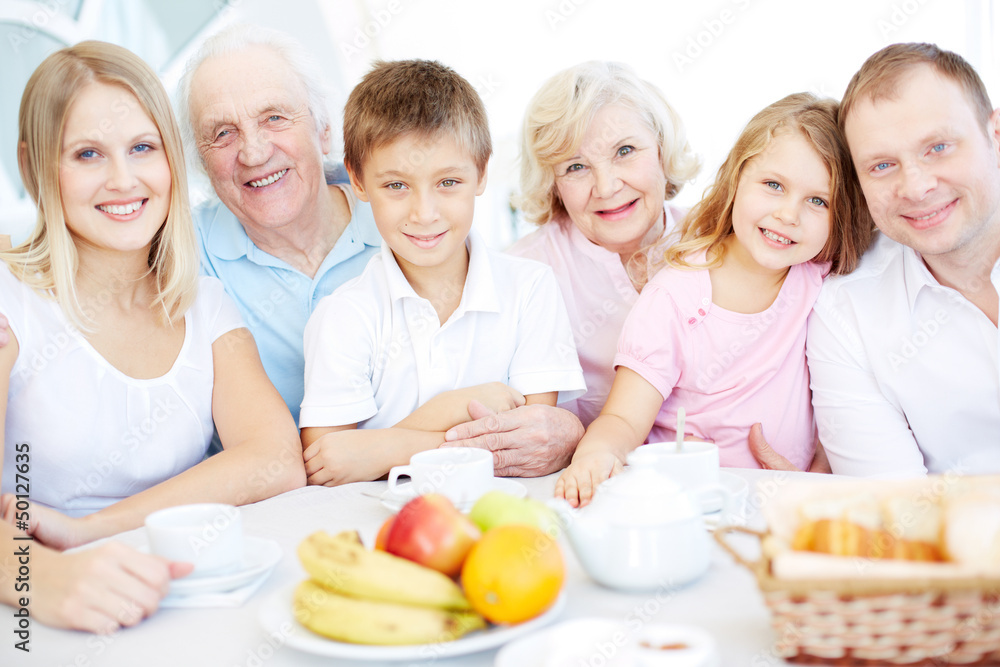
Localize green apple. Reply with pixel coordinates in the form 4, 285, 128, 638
469, 491, 559, 537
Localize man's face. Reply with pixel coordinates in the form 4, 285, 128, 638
844, 64, 1000, 264
188, 45, 331, 237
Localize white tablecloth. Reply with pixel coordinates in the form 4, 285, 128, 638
3, 469, 836, 666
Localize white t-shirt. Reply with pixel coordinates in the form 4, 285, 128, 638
299, 232, 586, 429
807, 232, 1000, 477
0, 264, 245, 515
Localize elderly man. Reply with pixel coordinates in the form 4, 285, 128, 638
177, 25, 380, 427
751, 42, 1000, 477
177, 25, 581, 478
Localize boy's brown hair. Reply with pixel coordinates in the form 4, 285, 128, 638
840, 42, 994, 133
343, 59, 491, 179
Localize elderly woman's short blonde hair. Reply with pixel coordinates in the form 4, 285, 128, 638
4, 40, 197, 328
517, 61, 699, 225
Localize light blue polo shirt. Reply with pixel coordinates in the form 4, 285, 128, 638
194, 180, 381, 426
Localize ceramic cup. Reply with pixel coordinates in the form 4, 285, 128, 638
387, 447, 494, 504
627, 442, 732, 516
145, 503, 243, 577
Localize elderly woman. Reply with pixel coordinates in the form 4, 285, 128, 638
509, 61, 699, 427
0, 41, 303, 633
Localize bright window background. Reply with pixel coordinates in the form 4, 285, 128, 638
1, 0, 997, 249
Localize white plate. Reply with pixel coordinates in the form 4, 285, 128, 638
379, 477, 527, 513
258, 584, 565, 660
166, 537, 282, 596
696, 472, 748, 515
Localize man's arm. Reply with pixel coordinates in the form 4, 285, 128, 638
806, 302, 926, 477
444, 401, 584, 477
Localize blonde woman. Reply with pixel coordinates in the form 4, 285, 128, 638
0, 41, 303, 632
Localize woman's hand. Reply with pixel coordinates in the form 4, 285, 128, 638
1, 494, 104, 549
32, 541, 193, 634
553, 450, 623, 508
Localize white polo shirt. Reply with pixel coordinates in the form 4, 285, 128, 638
300, 231, 586, 430
806, 232, 1000, 478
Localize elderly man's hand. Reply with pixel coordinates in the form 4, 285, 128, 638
443, 400, 583, 477
748, 423, 831, 473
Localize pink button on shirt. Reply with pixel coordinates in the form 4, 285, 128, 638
614, 259, 827, 470
508, 205, 684, 427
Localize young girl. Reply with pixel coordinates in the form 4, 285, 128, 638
555, 93, 874, 506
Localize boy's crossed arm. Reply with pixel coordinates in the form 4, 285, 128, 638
300, 384, 555, 486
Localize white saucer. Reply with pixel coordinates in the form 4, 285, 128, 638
696, 472, 748, 515
380, 477, 527, 513
166, 537, 282, 596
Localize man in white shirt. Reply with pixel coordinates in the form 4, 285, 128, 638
751, 42, 1000, 477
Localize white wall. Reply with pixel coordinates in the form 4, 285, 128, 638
320, 0, 996, 247
1, 0, 995, 249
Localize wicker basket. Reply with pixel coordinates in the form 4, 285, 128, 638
715, 525, 1000, 665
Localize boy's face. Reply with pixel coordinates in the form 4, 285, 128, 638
844, 64, 1000, 263
349, 131, 487, 281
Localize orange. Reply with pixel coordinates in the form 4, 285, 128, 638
460, 524, 564, 624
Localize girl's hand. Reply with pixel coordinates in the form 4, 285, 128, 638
33, 541, 193, 634
553, 451, 623, 508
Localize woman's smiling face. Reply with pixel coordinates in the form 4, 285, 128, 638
553, 104, 667, 255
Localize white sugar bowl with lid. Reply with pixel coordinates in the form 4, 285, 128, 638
548, 466, 711, 591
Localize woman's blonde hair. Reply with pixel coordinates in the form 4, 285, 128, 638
656, 93, 874, 277
517, 61, 700, 225
2, 40, 198, 328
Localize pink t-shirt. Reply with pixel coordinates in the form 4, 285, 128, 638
614, 258, 826, 469
508, 205, 684, 427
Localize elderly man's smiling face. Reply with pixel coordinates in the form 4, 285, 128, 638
189, 44, 331, 236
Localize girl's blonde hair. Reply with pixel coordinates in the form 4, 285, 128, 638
656, 92, 874, 276
517, 61, 700, 225
2, 40, 198, 328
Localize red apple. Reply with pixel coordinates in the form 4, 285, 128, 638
374, 516, 394, 551
384, 493, 481, 577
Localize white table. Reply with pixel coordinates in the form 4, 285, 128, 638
4, 469, 828, 667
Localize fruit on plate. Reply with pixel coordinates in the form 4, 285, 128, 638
297, 530, 472, 610
468, 490, 559, 536
374, 516, 393, 551
383, 493, 482, 577
293, 579, 486, 645
461, 524, 565, 624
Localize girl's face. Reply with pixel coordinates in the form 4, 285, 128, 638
729, 129, 832, 274
553, 104, 667, 256
59, 82, 171, 255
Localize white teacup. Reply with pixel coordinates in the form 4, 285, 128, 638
387, 447, 493, 505
627, 442, 732, 515
145, 503, 243, 577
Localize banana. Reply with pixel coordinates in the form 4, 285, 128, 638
297, 530, 472, 610
294, 580, 486, 645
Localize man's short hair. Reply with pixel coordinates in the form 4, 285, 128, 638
840, 42, 993, 131
343, 59, 491, 178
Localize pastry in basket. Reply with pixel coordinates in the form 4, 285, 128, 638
791, 493, 943, 561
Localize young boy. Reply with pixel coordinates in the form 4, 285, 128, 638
299, 60, 585, 485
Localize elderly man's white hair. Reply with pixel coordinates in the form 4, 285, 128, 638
175, 23, 331, 169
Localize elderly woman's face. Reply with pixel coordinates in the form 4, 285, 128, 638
188, 45, 331, 235
553, 104, 666, 255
